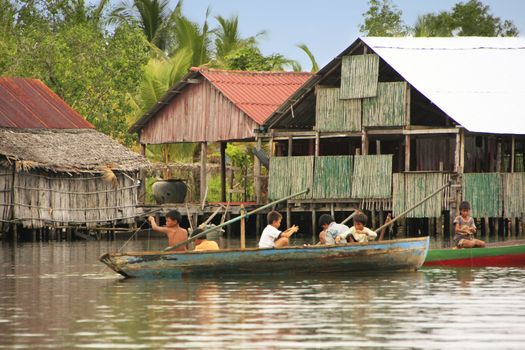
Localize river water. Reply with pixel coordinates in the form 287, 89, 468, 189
1, 238, 525, 349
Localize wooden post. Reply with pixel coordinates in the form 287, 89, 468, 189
220, 142, 227, 202
330, 203, 335, 219
484, 216, 490, 241
140, 143, 146, 156
361, 131, 368, 155
255, 213, 261, 241
240, 204, 245, 249
454, 130, 465, 174
288, 136, 293, 157
404, 134, 410, 172
376, 140, 381, 155
286, 205, 291, 229
200, 142, 207, 202
315, 131, 320, 156
511, 135, 515, 173
496, 138, 502, 173
311, 207, 317, 244
254, 138, 262, 204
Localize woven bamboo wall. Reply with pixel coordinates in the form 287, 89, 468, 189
393, 173, 449, 218
351, 155, 392, 198
0, 165, 13, 232
268, 157, 290, 200
363, 82, 407, 127
13, 170, 139, 228
268, 156, 314, 200
502, 173, 525, 217
315, 87, 361, 132
462, 173, 502, 217
313, 156, 353, 199
340, 54, 379, 99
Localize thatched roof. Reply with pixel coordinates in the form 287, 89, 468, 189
0, 128, 148, 173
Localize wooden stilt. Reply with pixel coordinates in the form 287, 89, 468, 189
255, 213, 261, 241
484, 216, 489, 241
220, 142, 227, 203
311, 208, 317, 244
286, 205, 291, 229
240, 204, 245, 249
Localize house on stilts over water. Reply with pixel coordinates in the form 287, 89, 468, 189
0, 77, 149, 241
130, 67, 311, 221
260, 37, 525, 243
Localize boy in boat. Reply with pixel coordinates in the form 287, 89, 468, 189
335, 212, 377, 243
192, 228, 219, 251
148, 210, 188, 251
319, 214, 352, 245
454, 201, 485, 248
258, 211, 299, 248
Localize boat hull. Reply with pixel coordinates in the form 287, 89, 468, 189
424, 241, 525, 268
100, 237, 429, 278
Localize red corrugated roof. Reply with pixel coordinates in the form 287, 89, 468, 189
0, 77, 93, 129
194, 68, 312, 125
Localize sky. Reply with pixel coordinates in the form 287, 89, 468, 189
180, 0, 525, 70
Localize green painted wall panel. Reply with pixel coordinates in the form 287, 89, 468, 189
340, 54, 379, 99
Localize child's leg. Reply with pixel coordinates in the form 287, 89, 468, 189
274, 237, 289, 248
473, 238, 485, 248
461, 239, 477, 248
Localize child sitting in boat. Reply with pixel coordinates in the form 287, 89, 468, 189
454, 201, 485, 249
335, 212, 377, 243
192, 228, 220, 251
258, 211, 299, 248
148, 210, 188, 251
319, 214, 351, 245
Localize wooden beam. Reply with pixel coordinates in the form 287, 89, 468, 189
220, 142, 227, 202
254, 138, 262, 204
315, 131, 320, 156
511, 135, 516, 173
361, 131, 368, 155
200, 142, 207, 202
376, 140, 381, 155
404, 134, 410, 171
288, 136, 293, 157
455, 132, 461, 173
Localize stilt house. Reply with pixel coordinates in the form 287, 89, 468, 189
0, 78, 148, 235
261, 37, 525, 238
130, 67, 311, 204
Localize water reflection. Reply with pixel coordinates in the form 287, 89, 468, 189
2, 240, 525, 349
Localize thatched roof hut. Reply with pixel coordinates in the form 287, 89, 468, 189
0, 78, 149, 232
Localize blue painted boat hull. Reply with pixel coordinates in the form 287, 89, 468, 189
100, 237, 429, 278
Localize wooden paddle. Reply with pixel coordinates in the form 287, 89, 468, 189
373, 181, 451, 238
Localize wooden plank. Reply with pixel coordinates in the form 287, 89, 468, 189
313, 156, 353, 199
315, 87, 361, 132
351, 155, 392, 199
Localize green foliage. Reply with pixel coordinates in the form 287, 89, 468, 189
360, 0, 408, 36
226, 143, 254, 200
414, 0, 519, 37
296, 43, 319, 73
222, 46, 297, 71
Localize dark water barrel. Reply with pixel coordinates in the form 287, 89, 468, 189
152, 179, 187, 204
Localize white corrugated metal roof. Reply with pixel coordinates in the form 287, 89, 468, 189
361, 37, 525, 134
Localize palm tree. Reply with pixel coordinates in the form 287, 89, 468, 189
213, 15, 265, 61
296, 43, 319, 72
169, 8, 212, 67
111, 0, 181, 51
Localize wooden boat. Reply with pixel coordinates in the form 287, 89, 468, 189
100, 236, 429, 278
424, 240, 525, 268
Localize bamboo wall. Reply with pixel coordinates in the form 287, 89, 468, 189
363, 82, 407, 127
503, 173, 525, 217
351, 155, 393, 199
340, 54, 379, 99
315, 87, 361, 132
393, 173, 450, 218
462, 173, 502, 218
0, 165, 13, 232
313, 156, 353, 199
10, 169, 140, 228
269, 155, 392, 201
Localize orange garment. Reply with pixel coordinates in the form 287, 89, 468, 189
195, 240, 219, 251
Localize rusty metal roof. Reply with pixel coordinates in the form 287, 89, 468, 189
0, 77, 94, 129
130, 68, 312, 133
199, 68, 312, 125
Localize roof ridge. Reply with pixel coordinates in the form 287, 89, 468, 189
191, 66, 312, 75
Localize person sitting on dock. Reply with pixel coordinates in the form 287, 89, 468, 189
454, 201, 485, 249
258, 211, 299, 248
148, 210, 188, 251
319, 214, 352, 245
335, 212, 377, 243
192, 228, 220, 251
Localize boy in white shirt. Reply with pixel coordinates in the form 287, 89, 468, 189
258, 211, 299, 248
336, 212, 377, 243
